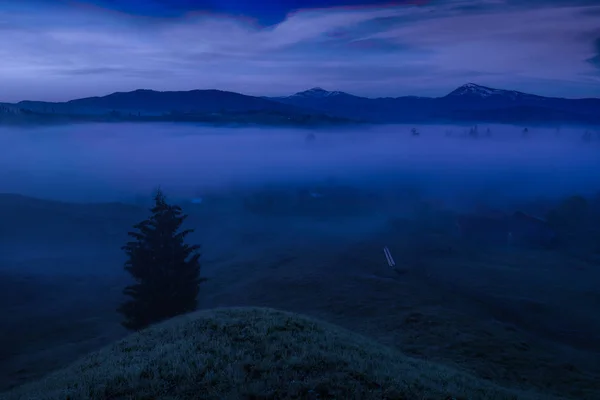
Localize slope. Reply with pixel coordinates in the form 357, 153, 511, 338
0, 307, 555, 400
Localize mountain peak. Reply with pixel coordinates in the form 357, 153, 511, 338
446, 83, 498, 98
445, 83, 540, 100
289, 87, 348, 98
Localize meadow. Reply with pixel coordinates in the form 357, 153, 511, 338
1, 122, 599, 399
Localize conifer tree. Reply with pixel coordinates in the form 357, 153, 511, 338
117, 189, 205, 331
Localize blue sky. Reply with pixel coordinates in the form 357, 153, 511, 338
0, 0, 599, 101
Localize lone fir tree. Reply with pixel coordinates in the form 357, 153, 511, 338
118, 189, 205, 331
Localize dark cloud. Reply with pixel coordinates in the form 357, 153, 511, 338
54, 67, 170, 78
505, 0, 600, 5
67, 0, 428, 25
0, 0, 599, 101
57, 67, 129, 75
587, 38, 600, 68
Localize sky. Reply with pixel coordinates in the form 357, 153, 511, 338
0, 0, 599, 101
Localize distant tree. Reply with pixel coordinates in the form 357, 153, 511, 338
485, 127, 491, 137
411, 127, 419, 136
468, 125, 479, 138
522, 127, 529, 137
117, 189, 205, 331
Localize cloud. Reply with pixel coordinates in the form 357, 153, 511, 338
587, 38, 600, 68
0, 0, 598, 101
53, 67, 170, 78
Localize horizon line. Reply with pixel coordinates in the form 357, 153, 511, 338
5, 82, 600, 104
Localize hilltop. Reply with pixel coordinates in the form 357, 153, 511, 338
0, 307, 556, 400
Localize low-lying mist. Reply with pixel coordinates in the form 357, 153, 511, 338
2, 122, 600, 400
0, 122, 598, 207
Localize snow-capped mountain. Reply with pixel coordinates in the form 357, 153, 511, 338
271, 83, 600, 124
286, 87, 351, 99
444, 83, 542, 101
6, 83, 600, 126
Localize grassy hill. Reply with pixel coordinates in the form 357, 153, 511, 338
0, 307, 551, 400
2, 192, 599, 399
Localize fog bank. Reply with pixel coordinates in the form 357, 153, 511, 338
0, 123, 598, 207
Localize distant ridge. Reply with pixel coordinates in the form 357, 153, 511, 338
284, 83, 598, 101
444, 83, 544, 100
1, 83, 599, 126
271, 83, 600, 124
282, 87, 356, 99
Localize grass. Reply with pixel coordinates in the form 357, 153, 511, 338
0, 307, 553, 400
1, 193, 599, 399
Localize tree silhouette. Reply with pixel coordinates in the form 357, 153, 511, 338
117, 189, 205, 331
468, 125, 479, 138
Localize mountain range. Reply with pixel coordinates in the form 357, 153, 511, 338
1, 83, 599, 126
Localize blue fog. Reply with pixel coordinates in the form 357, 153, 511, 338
2, 122, 600, 400
1, 123, 598, 208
